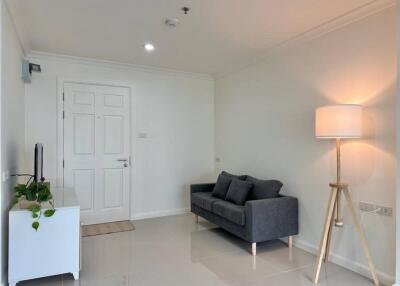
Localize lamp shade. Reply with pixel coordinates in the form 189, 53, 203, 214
315, 104, 362, 138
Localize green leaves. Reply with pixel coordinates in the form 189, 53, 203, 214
32, 221, 39, 231
44, 209, 56, 217
37, 184, 52, 202
13, 181, 56, 231
29, 203, 41, 228
28, 203, 41, 213
14, 184, 26, 198
25, 188, 38, 201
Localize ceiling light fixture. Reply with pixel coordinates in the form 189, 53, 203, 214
165, 18, 180, 28
144, 43, 155, 52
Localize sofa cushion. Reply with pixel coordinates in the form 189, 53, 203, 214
225, 179, 253, 205
213, 200, 246, 226
191, 192, 222, 212
221, 171, 247, 181
246, 176, 283, 200
212, 174, 232, 199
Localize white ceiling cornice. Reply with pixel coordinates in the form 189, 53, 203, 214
6, 0, 395, 78
216, 0, 395, 78
27, 51, 214, 81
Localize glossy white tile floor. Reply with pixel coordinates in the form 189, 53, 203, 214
19, 214, 375, 286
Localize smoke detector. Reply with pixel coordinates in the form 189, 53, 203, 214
165, 18, 180, 28
181, 7, 190, 15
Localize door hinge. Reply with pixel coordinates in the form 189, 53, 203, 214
62, 111, 65, 119
62, 92, 65, 101
62, 160, 65, 168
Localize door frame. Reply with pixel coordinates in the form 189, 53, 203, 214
56, 77, 135, 220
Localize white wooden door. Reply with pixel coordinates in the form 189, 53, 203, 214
63, 82, 131, 225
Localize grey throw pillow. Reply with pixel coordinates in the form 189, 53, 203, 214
221, 171, 247, 181
225, 179, 253, 205
212, 174, 232, 199
246, 176, 283, 200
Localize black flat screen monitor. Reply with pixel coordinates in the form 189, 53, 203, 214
34, 143, 44, 182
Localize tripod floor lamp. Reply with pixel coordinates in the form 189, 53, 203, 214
313, 104, 379, 286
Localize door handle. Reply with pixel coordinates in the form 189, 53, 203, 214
117, 159, 128, 162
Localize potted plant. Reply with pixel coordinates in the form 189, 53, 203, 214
13, 181, 56, 231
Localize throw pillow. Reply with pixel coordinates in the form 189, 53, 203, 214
221, 171, 247, 181
225, 179, 253, 205
246, 176, 283, 200
212, 174, 232, 199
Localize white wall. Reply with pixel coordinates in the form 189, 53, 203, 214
24, 53, 215, 220
0, 1, 26, 285
396, 2, 400, 285
215, 7, 396, 284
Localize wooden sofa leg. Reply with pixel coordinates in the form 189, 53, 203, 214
288, 236, 293, 248
252, 243, 257, 256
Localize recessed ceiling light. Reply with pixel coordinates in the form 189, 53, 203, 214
165, 18, 180, 28
144, 43, 155, 52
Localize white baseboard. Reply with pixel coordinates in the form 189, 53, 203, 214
131, 208, 190, 220
294, 239, 395, 286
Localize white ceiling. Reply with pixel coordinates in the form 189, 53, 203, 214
7, 0, 394, 76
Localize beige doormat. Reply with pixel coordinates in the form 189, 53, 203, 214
82, 221, 135, 237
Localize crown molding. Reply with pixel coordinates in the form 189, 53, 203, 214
7, 0, 395, 79
216, 0, 395, 78
27, 51, 214, 81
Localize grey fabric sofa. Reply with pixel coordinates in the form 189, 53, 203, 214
190, 181, 298, 255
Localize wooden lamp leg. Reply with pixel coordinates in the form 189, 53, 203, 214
251, 243, 257, 256
313, 187, 338, 284
342, 188, 379, 286
324, 196, 337, 262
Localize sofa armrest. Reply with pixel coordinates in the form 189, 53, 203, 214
245, 196, 298, 242
190, 183, 215, 194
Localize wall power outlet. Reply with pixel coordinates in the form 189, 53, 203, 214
359, 202, 392, 217
2, 170, 10, 182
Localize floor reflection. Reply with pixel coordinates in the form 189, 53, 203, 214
18, 214, 376, 286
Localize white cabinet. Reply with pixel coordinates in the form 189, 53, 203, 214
8, 188, 80, 286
